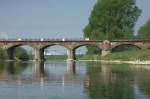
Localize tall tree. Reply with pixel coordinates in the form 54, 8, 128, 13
84, 0, 141, 40
84, 0, 141, 53
138, 19, 150, 39
84, 0, 141, 54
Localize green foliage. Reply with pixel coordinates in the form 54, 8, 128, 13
86, 45, 101, 55
84, 0, 141, 53
0, 48, 7, 60
103, 49, 150, 61
45, 55, 67, 60
76, 54, 101, 60
28, 51, 34, 60
45, 55, 101, 60
14, 47, 29, 61
138, 19, 150, 39
112, 44, 140, 52
84, 0, 141, 39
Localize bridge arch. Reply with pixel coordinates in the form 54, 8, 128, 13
73, 43, 102, 50
6, 44, 34, 60
41, 43, 68, 50
111, 44, 141, 52
7, 43, 35, 49
40, 44, 68, 60
73, 44, 102, 60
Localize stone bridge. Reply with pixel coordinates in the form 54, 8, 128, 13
0, 39, 150, 61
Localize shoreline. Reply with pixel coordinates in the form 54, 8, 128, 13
100, 60, 150, 65
77, 60, 150, 65
1, 59, 150, 65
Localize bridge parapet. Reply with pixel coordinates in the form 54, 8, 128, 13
110, 40, 150, 49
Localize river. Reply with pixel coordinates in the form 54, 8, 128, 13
0, 60, 150, 99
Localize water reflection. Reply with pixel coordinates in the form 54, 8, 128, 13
32, 61, 45, 80
84, 63, 150, 99
32, 60, 77, 83
0, 61, 150, 99
6, 61, 15, 74
65, 60, 76, 80
132, 65, 150, 98
67, 60, 76, 74
6, 61, 30, 75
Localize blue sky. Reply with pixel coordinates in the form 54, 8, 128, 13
0, 0, 150, 39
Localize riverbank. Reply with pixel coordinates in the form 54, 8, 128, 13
34, 50, 150, 65
45, 55, 101, 60
1, 49, 150, 65
1, 58, 150, 65
102, 49, 150, 61
100, 60, 150, 65
76, 59, 150, 65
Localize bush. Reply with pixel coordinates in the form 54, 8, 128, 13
14, 47, 29, 61
102, 49, 150, 61
0, 48, 7, 60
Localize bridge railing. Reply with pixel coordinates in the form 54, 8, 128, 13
0, 38, 85, 41
0, 38, 150, 41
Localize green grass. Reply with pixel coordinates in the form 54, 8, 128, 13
45, 54, 101, 60
102, 49, 150, 61
25, 49, 150, 61
45, 55, 67, 60
76, 55, 101, 60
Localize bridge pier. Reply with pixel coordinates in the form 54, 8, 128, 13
7, 48, 14, 60
67, 49, 75, 61
40, 49, 45, 61
101, 40, 111, 56
101, 50, 110, 56
33, 61, 45, 79
34, 48, 44, 61
67, 60, 76, 74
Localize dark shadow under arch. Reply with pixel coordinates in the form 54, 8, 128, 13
7, 44, 34, 61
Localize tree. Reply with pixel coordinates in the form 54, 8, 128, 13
138, 19, 150, 39
14, 47, 29, 61
84, 0, 141, 54
0, 48, 7, 60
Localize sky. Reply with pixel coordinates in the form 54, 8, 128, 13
0, 0, 150, 39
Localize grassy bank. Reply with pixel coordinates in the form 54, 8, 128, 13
39, 49, 150, 61
1, 49, 150, 62
102, 49, 150, 61
45, 55, 67, 60
45, 55, 101, 60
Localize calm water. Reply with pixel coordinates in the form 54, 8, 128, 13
0, 61, 150, 99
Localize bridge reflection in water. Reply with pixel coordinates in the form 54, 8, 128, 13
3, 61, 150, 82
32, 60, 76, 81
0, 61, 150, 98
3, 60, 77, 84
